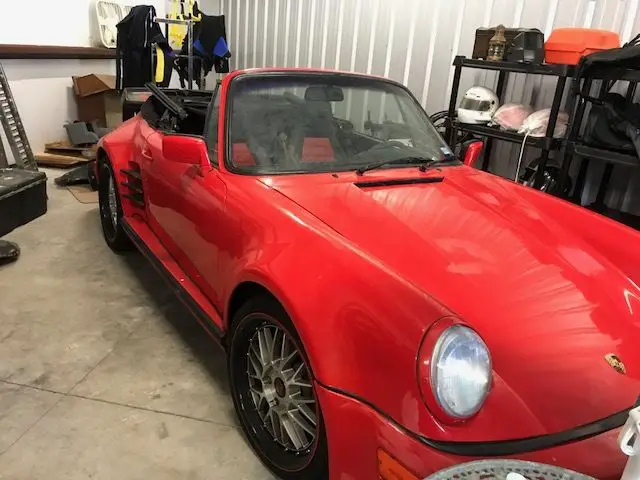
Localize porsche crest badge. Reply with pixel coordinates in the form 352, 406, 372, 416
605, 354, 626, 375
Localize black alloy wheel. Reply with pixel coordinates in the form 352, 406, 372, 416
98, 161, 132, 252
228, 296, 329, 480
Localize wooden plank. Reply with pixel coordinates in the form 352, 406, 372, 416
45, 142, 96, 159
67, 185, 98, 204
35, 153, 89, 168
0, 44, 115, 60
45, 141, 87, 152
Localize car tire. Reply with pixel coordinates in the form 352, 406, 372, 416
98, 160, 132, 253
228, 296, 329, 480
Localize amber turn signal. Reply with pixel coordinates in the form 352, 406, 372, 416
378, 449, 420, 480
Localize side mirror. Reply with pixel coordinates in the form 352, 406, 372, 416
463, 141, 484, 168
162, 135, 209, 167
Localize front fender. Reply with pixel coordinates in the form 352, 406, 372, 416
221, 177, 451, 439
219, 177, 605, 446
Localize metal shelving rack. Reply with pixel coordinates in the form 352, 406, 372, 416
560, 68, 640, 228
446, 55, 640, 231
446, 55, 576, 186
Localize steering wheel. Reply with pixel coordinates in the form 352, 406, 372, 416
352, 139, 444, 164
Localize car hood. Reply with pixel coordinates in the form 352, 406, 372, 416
265, 167, 640, 433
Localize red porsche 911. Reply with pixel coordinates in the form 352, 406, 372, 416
96, 69, 640, 480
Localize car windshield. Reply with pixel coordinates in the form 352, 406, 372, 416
226, 74, 455, 174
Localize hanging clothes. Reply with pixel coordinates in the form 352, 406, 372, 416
175, 11, 231, 88
195, 14, 231, 74
152, 33, 176, 88
167, 0, 202, 49
167, 0, 188, 49
116, 5, 174, 89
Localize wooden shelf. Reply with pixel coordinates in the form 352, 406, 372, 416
0, 44, 115, 60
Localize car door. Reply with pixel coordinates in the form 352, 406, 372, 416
132, 96, 181, 249
135, 117, 156, 169
144, 129, 192, 262
170, 88, 229, 310
132, 110, 157, 189
144, 88, 228, 311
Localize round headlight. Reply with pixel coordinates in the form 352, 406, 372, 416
431, 325, 492, 419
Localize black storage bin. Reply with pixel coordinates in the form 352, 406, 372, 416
506, 29, 545, 64
0, 169, 48, 238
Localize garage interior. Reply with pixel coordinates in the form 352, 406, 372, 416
1, 182, 269, 478
1, 0, 640, 479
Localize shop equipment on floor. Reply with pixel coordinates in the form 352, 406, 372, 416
0, 62, 47, 240
0, 63, 37, 170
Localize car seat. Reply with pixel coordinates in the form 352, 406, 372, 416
302, 101, 338, 163
232, 143, 256, 166
285, 99, 341, 164
228, 115, 257, 166
228, 96, 275, 167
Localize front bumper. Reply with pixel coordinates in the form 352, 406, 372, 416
316, 385, 626, 480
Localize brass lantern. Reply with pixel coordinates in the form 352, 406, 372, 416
487, 25, 507, 61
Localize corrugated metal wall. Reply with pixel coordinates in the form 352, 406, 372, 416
212, 0, 640, 215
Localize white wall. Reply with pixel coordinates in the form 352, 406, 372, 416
2, 60, 117, 160
222, 0, 640, 113
1, 0, 168, 47
0, 0, 167, 161
199, 0, 222, 14
3, 0, 111, 48
222, 0, 640, 215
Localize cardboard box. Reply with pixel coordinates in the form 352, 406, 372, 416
72, 74, 122, 129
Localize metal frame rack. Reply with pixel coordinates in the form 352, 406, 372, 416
560, 69, 640, 229
153, 17, 201, 90
446, 55, 640, 231
446, 56, 575, 186
0, 63, 37, 170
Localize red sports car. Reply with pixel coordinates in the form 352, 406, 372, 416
97, 69, 640, 480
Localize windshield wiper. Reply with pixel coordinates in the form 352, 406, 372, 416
356, 156, 434, 175
417, 156, 460, 172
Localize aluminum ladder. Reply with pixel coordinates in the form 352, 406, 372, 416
0, 63, 37, 170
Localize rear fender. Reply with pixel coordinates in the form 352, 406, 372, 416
96, 119, 140, 218
97, 119, 138, 180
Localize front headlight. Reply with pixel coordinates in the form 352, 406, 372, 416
429, 324, 492, 419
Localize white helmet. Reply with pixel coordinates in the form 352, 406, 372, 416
457, 86, 499, 124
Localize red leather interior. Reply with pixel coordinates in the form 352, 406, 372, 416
302, 138, 335, 163
232, 139, 335, 166
233, 143, 256, 166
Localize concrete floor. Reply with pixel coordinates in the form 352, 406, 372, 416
0, 171, 274, 479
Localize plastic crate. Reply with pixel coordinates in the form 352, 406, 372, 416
545, 28, 621, 65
